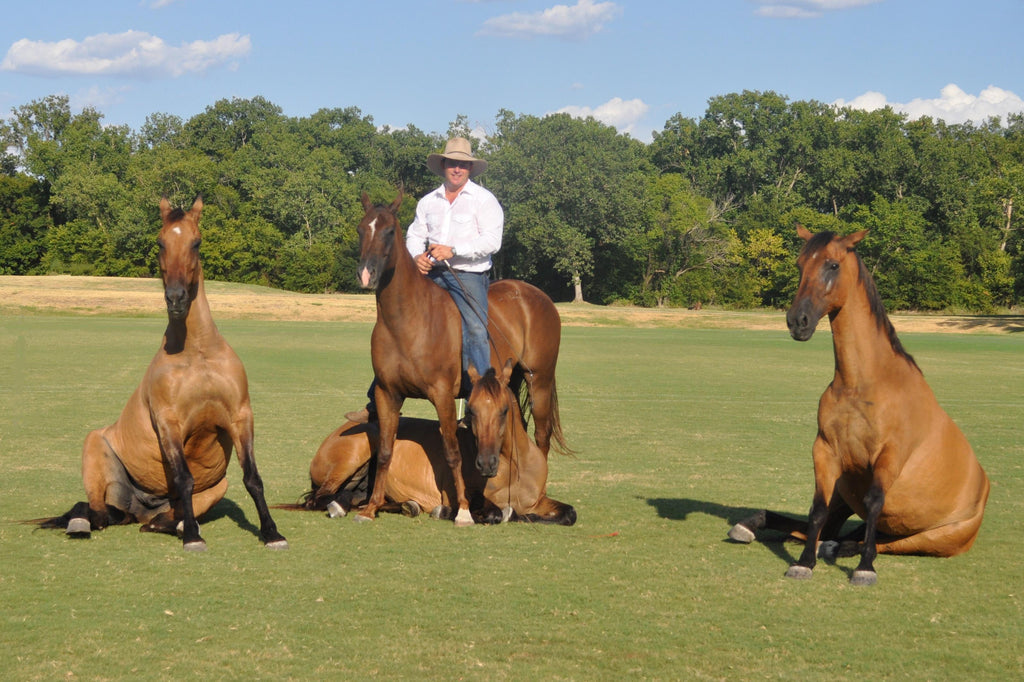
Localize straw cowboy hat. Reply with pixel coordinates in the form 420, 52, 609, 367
426, 137, 488, 178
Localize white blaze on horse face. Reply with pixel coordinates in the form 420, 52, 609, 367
367, 217, 377, 240
172, 226, 182, 235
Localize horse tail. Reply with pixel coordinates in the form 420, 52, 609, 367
24, 512, 74, 529
545, 380, 574, 457
271, 487, 320, 511
514, 373, 575, 457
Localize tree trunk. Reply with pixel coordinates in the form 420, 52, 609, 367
572, 270, 584, 303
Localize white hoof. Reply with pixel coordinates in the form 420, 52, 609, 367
183, 540, 208, 552
728, 523, 755, 544
265, 539, 289, 551
818, 540, 840, 561
66, 517, 91, 536
454, 508, 474, 526
785, 565, 813, 580
353, 513, 374, 523
850, 570, 877, 586
501, 506, 513, 523
326, 500, 346, 518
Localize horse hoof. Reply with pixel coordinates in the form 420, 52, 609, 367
501, 506, 513, 523
785, 565, 813, 580
66, 517, 91, 538
850, 570, 877, 586
454, 508, 474, 527
430, 506, 451, 520
265, 539, 289, 551
353, 513, 374, 523
401, 501, 421, 518
183, 540, 208, 552
728, 523, 755, 544
818, 540, 840, 561
326, 500, 346, 518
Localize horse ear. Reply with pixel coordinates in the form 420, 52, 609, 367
500, 358, 514, 386
796, 224, 814, 242
844, 229, 869, 249
190, 195, 203, 217
360, 192, 372, 211
389, 191, 403, 214
467, 362, 481, 384
160, 196, 172, 221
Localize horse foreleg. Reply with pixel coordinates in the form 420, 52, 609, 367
233, 416, 288, 550
359, 391, 402, 521
153, 415, 205, 551
435, 399, 473, 526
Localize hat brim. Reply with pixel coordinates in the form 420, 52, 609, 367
427, 153, 488, 178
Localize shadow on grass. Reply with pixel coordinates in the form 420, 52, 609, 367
935, 315, 1024, 333
202, 497, 262, 539
645, 497, 859, 576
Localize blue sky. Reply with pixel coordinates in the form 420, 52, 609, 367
1, 0, 1022, 143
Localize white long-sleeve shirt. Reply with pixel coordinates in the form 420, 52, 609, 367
405, 179, 504, 273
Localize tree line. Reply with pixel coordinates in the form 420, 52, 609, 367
2, 91, 1022, 312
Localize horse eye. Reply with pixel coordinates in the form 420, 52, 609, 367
193, 239, 201, 250
827, 261, 839, 271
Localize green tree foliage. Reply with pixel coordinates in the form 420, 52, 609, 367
1, 91, 1023, 312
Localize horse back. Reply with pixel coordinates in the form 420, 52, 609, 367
487, 279, 561, 372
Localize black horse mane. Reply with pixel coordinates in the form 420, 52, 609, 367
807, 231, 919, 372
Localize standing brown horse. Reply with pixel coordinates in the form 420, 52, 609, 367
354, 192, 566, 525
296, 361, 576, 525
729, 227, 988, 585
38, 197, 288, 551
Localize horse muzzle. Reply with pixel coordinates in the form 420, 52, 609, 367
786, 300, 820, 342
164, 285, 191, 319
357, 262, 378, 290
476, 449, 500, 478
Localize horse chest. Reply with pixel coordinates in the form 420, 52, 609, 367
819, 387, 883, 469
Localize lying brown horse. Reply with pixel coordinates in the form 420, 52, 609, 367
298, 362, 576, 525
37, 197, 288, 551
354, 192, 567, 525
729, 227, 988, 585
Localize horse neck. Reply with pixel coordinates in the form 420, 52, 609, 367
376, 230, 434, 322
828, 290, 902, 387
164, 273, 221, 354
504, 391, 538, 460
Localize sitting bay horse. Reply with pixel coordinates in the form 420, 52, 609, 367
354, 191, 568, 525
37, 197, 288, 551
294, 362, 576, 525
729, 227, 988, 585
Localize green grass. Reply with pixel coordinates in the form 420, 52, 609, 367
1, 315, 1021, 680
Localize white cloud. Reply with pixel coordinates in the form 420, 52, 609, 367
478, 0, 622, 40
0, 30, 251, 78
834, 84, 1024, 125
753, 0, 882, 18
553, 96, 650, 136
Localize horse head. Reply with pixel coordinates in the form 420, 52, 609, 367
356, 191, 404, 290
466, 359, 516, 478
158, 196, 204, 321
786, 225, 868, 341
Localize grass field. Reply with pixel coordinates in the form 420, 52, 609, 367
1, 302, 1022, 679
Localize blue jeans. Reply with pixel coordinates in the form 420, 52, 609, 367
429, 268, 491, 375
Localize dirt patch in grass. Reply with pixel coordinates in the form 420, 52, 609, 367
2, 275, 1021, 334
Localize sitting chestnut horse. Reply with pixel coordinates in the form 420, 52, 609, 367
297, 362, 576, 525
354, 192, 567, 525
729, 227, 988, 585
38, 197, 288, 551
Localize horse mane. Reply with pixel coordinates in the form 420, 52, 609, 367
164, 207, 187, 223
807, 231, 918, 372
854, 253, 919, 372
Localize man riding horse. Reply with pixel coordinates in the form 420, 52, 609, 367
346, 137, 503, 423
